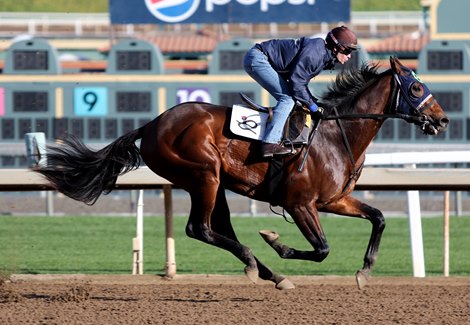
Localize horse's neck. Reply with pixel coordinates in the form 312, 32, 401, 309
336, 75, 392, 161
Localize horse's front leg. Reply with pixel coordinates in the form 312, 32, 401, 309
320, 195, 386, 289
260, 203, 330, 262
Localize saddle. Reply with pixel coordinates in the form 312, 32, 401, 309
229, 93, 312, 145
231, 93, 315, 207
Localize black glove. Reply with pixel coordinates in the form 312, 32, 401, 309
311, 106, 324, 119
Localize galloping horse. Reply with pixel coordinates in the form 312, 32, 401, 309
35, 57, 448, 289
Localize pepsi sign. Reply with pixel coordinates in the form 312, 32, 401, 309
110, 0, 350, 24
144, 0, 201, 23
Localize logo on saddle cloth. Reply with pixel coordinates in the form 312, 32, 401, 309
230, 104, 268, 140
229, 104, 312, 144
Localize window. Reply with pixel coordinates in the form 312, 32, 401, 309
116, 92, 151, 112
427, 51, 463, 70
433, 91, 462, 112
116, 51, 151, 71
13, 91, 48, 112
220, 91, 255, 107
219, 51, 245, 71
13, 50, 48, 70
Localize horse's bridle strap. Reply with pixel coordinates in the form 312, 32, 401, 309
322, 113, 419, 122
321, 71, 429, 126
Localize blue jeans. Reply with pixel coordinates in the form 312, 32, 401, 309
243, 47, 295, 144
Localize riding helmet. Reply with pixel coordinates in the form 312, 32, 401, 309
325, 26, 359, 53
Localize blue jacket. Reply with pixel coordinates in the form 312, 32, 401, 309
256, 37, 335, 107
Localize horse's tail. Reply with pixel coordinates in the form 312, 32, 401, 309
35, 127, 144, 205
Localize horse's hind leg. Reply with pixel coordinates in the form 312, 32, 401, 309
210, 187, 294, 290
260, 203, 330, 263
185, 184, 260, 284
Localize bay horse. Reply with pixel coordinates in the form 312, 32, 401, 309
35, 57, 448, 290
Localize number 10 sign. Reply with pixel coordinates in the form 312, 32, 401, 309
74, 87, 108, 116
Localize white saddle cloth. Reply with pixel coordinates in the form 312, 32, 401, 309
229, 104, 269, 140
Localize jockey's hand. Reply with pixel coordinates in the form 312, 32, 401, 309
308, 102, 319, 113
308, 102, 324, 118
311, 106, 324, 119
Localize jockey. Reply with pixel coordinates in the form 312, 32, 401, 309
243, 26, 359, 158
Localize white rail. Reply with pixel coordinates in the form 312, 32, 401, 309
364, 151, 470, 278
365, 150, 470, 166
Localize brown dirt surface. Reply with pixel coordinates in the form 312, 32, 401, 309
0, 274, 469, 325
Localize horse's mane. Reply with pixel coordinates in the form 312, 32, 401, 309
320, 63, 387, 114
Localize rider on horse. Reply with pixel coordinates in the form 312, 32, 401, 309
243, 26, 359, 158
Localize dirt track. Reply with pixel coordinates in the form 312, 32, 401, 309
1, 274, 469, 324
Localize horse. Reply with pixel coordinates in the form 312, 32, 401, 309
34, 57, 449, 290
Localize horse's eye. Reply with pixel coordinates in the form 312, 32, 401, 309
410, 82, 424, 98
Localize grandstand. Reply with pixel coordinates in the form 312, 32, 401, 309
1, 2, 469, 167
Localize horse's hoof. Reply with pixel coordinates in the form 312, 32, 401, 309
275, 278, 295, 290
244, 266, 259, 284
259, 230, 279, 243
355, 270, 369, 290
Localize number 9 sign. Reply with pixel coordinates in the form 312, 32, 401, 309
74, 87, 108, 116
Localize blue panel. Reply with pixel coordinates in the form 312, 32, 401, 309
74, 87, 108, 116
110, 0, 350, 24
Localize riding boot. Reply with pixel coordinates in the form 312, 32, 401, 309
262, 143, 295, 158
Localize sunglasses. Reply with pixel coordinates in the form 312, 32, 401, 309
340, 47, 355, 55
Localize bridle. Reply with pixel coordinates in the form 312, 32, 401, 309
391, 70, 436, 132
322, 70, 435, 130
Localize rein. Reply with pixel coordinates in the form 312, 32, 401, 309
312, 73, 400, 193
330, 106, 364, 195
300, 69, 433, 196
322, 112, 425, 124
306, 70, 421, 196
321, 71, 431, 126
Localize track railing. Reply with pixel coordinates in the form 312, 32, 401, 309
1, 155, 469, 278
363, 151, 470, 277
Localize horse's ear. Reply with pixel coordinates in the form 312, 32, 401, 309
389, 56, 409, 76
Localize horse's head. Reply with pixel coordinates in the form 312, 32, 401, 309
389, 56, 449, 135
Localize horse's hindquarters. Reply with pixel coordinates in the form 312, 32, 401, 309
140, 103, 228, 190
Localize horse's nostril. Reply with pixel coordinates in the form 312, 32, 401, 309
440, 117, 450, 128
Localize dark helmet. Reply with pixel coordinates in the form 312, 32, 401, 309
325, 26, 359, 54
